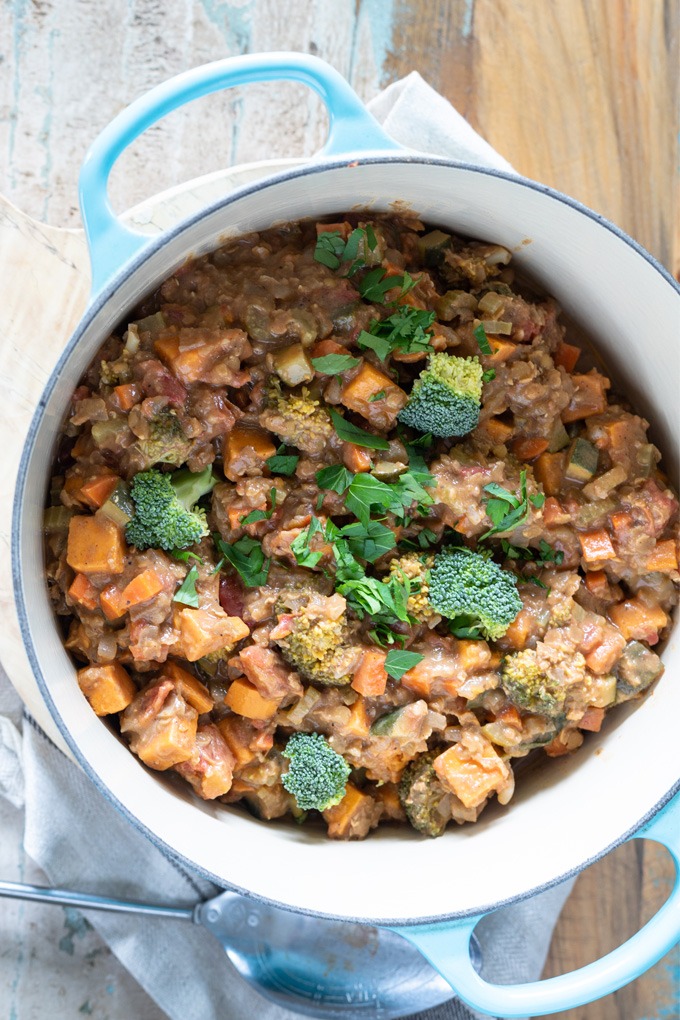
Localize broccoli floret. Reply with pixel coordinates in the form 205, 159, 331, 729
398, 352, 483, 438
138, 406, 193, 467
428, 547, 522, 641
259, 379, 333, 455
274, 596, 355, 687
500, 648, 567, 718
281, 732, 350, 811
126, 466, 216, 551
399, 751, 450, 837
388, 553, 437, 624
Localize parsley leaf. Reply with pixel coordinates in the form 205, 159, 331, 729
311, 354, 361, 375
384, 649, 424, 681
173, 566, 200, 608
315, 464, 355, 494
369, 390, 386, 402
313, 231, 347, 270
473, 322, 493, 355
170, 549, 202, 564
241, 487, 277, 525
266, 445, 299, 476
358, 268, 416, 304
481, 470, 543, 539
345, 473, 394, 526
357, 307, 435, 361
340, 519, 396, 563
291, 516, 326, 569
215, 534, 270, 587
329, 408, 390, 450
482, 368, 496, 383
314, 225, 378, 274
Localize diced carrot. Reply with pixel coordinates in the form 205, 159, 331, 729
351, 649, 388, 697
162, 661, 214, 714
484, 417, 514, 444
496, 704, 523, 729
224, 678, 280, 720
584, 570, 610, 599
117, 568, 164, 610
645, 539, 678, 573
579, 706, 605, 732
486, 337, 516, 364
66, 515, 126, 575
543, 496, 568, 527
553, 342, 581, 373
77, 663, 136, 716
323, 783, 375, 839
533, 452, 565, 497
67, 573, 99, 611
609, 598, 669, 644
316, 221, 351, 239
309, 338, 346, 360
153, 334, 181, 367
501, 609, 534, 651
99, 585, 126, 621
344, 697, 370, 738
561, 373, 610, 423
80, 474, 120, 510
511, 436, 549, 462
223, 424, 277, 481
340, 362, 407, 422
342, 442, 372, 473
608, 510, 633, 537
579, 528, 616, 563
113, 383, 139, 411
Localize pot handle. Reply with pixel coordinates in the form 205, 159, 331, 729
79, 52, 402, 293
389, 789, 680, 1017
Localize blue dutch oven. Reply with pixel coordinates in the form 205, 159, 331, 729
12, 53, 680, 1017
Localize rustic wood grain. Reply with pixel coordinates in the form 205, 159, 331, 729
1, 2, 678, 1019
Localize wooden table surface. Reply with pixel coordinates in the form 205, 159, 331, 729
1, 2, 678, 1019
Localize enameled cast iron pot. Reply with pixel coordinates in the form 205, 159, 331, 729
12, 54, 680, 1017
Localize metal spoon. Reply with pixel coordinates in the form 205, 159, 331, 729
0, 880, 464, 1018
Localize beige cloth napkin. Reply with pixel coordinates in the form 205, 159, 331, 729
0, 71, 573, 1020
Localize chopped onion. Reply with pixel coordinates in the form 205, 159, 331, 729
124, 323, 140, 355
477, 291, 505, 317
481, 319, 513, 335
482, 244, 512, 266
97, 634, 118, 662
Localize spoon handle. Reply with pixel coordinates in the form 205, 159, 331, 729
0, 879, 194, 921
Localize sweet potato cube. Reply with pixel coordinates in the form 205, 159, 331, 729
216, 715, 272, 767
351, 649, 388, 697
66, 515, 126, 575
434, 739, 510, 809
223, 424, 277, 481
344, 696, 370, 737
608, 598, 668, 644
224, 678, 280, 720
561, 373, 609, 423
120, 679, 198, 770
553, 342, 581, 373
645, 539, 678, 573
174, 723, 235, 799
162, 661, 214, 713
486, 337, 516, 364
340, 362, 407, 427
77, 663, 136, 716
99, 584, 126, 621
483, 417, 514, 445
177, 607, 250, 661
578, 528, 616, 564
533, 452, 565, 497
342, 442, 373, 473
323, 783, 375, 839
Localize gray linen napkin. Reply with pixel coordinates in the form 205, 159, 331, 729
0, 71, 574, 1020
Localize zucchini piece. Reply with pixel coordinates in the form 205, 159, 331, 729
547, 420, 570, 453
615, 641, 663, 700
272, 343, 315, 386
44, 506, 73, 533
370, 703, 423, 738
99, 481, 134, 528
564, 438, 599, 483
417, 229, 452, 266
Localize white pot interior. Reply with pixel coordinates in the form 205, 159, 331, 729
15, 160, 680, 923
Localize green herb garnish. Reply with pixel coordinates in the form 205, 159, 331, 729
241, 487, 277, 525
329, 408, 390, 450
357, 306, 435, 361
173, 566, 200, 608
311, 353, 361, 375
482, 368, 496, 383
266, 445, 299, 476
384, 649, 425, 681
473, 322, 493, 355
315, 464, 355, 494
368, 390, 386, 402
481, 470, 539, 539
215, 534, 270, 587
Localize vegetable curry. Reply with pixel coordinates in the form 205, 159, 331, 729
45, 214, 679, 839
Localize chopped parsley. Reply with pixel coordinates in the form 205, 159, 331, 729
384, 649, 425, 681
311, 353, 361, 375
215, 534, 270, 587
473, 322, 493, 355
481, 470, 543, 539
482, 368, 496, 383
266, 445, 299, 476
369, 390, 386, 402
315, 464, 355, 494
329, 408, 390, 450
358, 268, 417, 304
241, 488, 277, 525
173, 566, 200, 608
313, 225, 378, 273
357, 306, 435, 361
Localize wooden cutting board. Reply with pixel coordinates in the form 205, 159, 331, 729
0, 160, 299, 754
